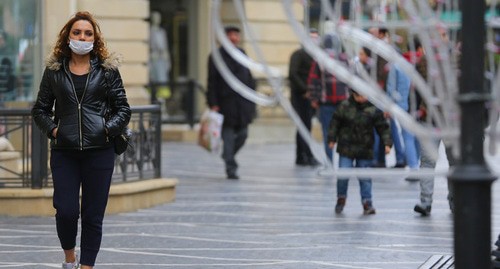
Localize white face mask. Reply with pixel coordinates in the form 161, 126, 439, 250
69, 39, 94, 55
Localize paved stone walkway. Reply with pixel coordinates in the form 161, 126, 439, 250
1, 141, 500, 268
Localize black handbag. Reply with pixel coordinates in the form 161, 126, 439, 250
114, 127, 133, 155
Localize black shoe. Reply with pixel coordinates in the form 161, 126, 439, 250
393, 162, 406, 168
227, 174, 240, 180
308, 158, 321, 166
371, 162, 385, 168
362, 201, 376, 215
405, 177, 420, 182
335, 197, 346, 214
414, 204, 431, 216
295, 159, 309, 166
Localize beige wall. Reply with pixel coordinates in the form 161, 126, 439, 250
43, 0, 150, 105
243, 0, 303, 78
205, 0, 303, 81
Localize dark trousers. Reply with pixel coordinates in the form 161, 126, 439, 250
50, 147, 115, 266
291, 92, 315, 162
221, 125, 248, 176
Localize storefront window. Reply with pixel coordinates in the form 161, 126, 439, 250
0, 0, 41, 105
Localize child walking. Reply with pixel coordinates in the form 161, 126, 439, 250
327, 90, 392, 215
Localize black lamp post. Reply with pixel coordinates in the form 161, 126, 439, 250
449, 0, 497, 268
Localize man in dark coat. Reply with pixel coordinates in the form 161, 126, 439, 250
206, 25, 256, 179
288, 28, 320, 166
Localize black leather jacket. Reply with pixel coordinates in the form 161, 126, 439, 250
32, 54, 131, 151
206, 47, 256, 127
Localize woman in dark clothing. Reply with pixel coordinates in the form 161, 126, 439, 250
31, 11, 130, 269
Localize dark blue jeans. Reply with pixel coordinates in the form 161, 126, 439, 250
389, 118, 406, 166
318, 104, 337, 162
337, 156, 373, 203
372, 130, 386, 166
51, 147, 115, 266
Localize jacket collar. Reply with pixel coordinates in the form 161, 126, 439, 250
45, 52, 122, 71
348, 95, 372, 109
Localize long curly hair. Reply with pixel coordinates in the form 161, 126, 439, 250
52, 11, 109, 61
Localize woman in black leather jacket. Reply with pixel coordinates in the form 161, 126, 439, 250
31, 11, 130, 269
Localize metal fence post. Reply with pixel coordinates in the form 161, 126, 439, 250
154, 104, 162, 178
449, 1, 497, 268
187, 79, 196, 128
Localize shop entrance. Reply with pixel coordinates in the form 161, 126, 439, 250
149, 0, 197, 124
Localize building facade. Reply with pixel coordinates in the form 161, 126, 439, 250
0, 0, 303, 117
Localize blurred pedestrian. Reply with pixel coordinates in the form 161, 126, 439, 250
410, 38, 457, 216
0, 57, 16, 101
328, 90, 392, 215
386, 60, 418, 169
206, 25, 256, 179
369, 27, 392, 168
306, 33, 349, 163
289, 28, 320, 166
32, 11, 131, 269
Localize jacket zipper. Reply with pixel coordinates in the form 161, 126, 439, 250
64, 62, 91, 150
79, 75, 91, 150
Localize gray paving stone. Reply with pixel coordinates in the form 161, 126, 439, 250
0, 141, 499, 268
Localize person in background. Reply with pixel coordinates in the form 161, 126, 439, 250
31, 11, 131, 269
386, 58, 419, 171
328, 90, 392, 215
368, 27, 393, 168
0, 30, 15, 55
0, 57, 16, 101
289, 28, 320, 166
411, 38, 457, 216
206, 25, 256, 180
0, 31, 7, 54
354, 47, 373, 75
307, 33, 349, 163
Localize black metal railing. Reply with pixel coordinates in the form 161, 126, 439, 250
0, 108, 31, 187
112, 105, 162, 183
0, 104, 161, 188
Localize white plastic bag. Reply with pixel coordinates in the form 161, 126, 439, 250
198, 109, 224, 153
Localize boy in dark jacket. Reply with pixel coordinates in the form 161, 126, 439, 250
328, 90, 392, 215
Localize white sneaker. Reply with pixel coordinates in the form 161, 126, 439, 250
62, 254, 79, 269
62, 261, 79, 269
